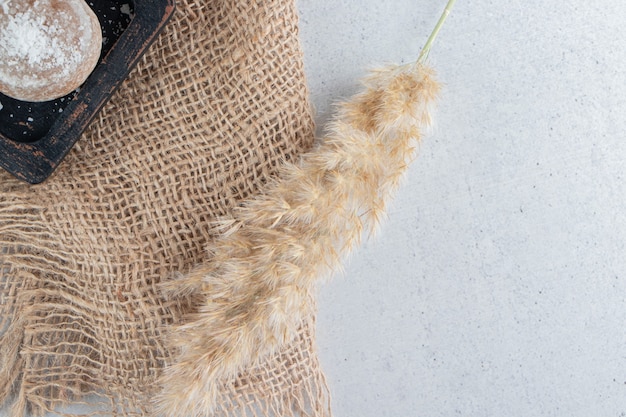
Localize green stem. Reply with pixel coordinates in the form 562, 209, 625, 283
417, 0, 457, 64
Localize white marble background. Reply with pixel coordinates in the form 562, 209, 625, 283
298, 1, 626, 416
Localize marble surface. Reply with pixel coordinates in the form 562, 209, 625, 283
298, 1, 626, 416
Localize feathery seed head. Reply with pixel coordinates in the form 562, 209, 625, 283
157, 48, 442, 417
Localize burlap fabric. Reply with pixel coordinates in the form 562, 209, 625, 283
0, 0, 331, 415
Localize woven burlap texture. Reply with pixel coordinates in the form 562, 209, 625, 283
0, 0, 331, 416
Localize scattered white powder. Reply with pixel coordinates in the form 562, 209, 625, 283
1, 0, 10, 15
27, 116, 33, 122
120, 3, 131, 16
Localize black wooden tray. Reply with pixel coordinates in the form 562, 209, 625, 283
0, 0, 175, 184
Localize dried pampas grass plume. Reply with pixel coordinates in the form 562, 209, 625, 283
155, 65, 439, 415
155, 2, 455, 416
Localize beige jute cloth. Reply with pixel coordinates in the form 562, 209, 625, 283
0, 0, 331, 415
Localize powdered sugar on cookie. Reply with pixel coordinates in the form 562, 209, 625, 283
3, 7, 77, 71
0, 0, 102, 101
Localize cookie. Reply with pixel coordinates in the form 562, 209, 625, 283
0, 0, 103, 102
